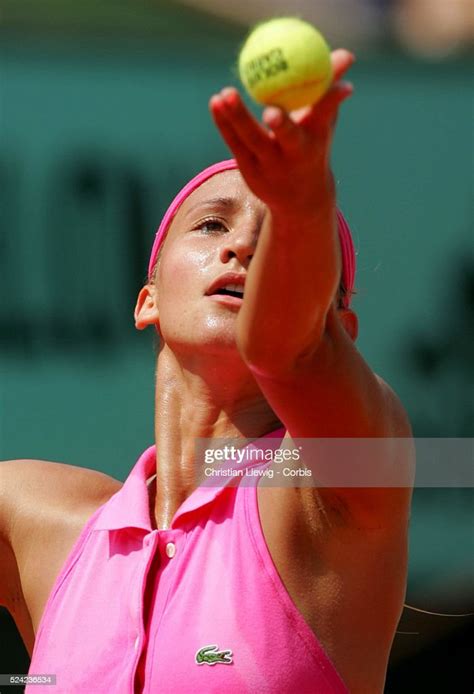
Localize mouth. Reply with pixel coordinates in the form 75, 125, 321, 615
207, 288, 244, 308
205, 274, 246, 304
211, 285, 244, 299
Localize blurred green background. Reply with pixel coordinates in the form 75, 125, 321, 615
0, 1, 473, 691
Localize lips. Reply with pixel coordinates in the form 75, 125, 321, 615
206, 272, 246, 299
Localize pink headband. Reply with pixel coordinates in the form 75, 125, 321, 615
148, 159, 356, 308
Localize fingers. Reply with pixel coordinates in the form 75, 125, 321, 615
262, 106, 305, 154
287, 50, 355, 134
209, 92, 260, 171
210, 88, 271, 156
330, 49, 356, 83
210, 68, 354, 168
297, 81, 354, 135
319, 81, 354, 123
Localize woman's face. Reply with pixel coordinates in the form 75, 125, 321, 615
152, 170, 267, 355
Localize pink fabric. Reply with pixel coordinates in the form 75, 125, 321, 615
27, 429, 349, 693
148, 159, 356, 308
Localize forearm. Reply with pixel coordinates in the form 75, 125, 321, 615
236, 191, 341, 375
210, 49, 355, 374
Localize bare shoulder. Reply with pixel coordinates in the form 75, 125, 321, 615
0, 459, 122, 550
0, 458, 121, 521
0, 459, 122, 651
374, 373, 413, 436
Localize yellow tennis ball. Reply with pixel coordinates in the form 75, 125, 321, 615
238, 17, 333, 112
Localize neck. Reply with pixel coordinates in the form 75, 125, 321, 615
151, 344, 282, 529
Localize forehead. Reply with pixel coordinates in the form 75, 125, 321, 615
171, 170, 266, 226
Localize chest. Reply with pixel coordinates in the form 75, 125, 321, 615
28, 488, 349, 694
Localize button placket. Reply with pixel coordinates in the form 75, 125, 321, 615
131, 530, 160, 689
128, 531, 153, 622
144, 529, 189, 692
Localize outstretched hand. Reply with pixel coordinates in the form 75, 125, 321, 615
209, 49, 355, 217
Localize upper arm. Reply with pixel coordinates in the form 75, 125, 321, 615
248, 305, 411, 437
247, 306, 415, 524
0, 459, 121, 610
0, 460, 23, 611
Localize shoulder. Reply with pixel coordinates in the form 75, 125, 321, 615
0, 459, 122, 542
278, 370, 415, 529
0, 459, 121, 633
374, 373, 413, 438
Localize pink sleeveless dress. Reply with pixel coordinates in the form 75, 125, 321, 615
27, 428, 348, 693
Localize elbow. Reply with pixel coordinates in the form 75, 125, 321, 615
238, 344, 295, 379
237, 326, 327, 380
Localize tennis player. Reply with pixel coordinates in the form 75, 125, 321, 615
0, 49, 414, 693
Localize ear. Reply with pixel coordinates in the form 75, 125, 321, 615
337, 308, 358, 341
134, 284, 160, 330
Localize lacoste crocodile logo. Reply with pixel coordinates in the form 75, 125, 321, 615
195, 644, 233, 666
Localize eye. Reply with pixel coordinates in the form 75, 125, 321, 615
195, 217, 228, 234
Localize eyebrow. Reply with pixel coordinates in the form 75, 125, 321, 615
183, 196, 238, 219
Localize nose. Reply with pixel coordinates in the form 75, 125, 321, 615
219, 222, 260, 266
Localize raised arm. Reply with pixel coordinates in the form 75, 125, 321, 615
210, 50, 354, 369
210, 50, 414, 524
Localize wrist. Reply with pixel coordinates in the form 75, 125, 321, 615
268, 195, 336, 232
268, 171, 336, 223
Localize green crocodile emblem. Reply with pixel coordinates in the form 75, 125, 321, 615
195, 644, 233, 666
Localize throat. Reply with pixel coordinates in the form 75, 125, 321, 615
146, 476, 159, 530
146, 476, 189, 531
